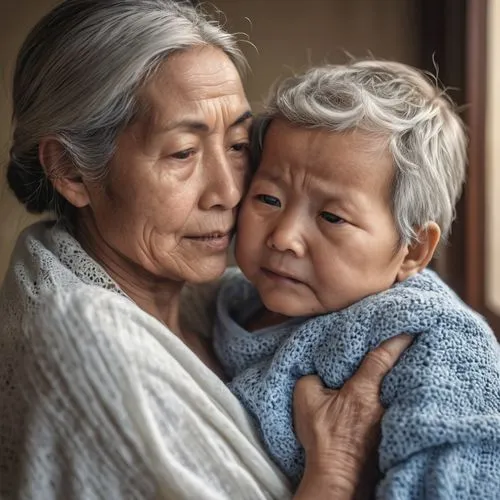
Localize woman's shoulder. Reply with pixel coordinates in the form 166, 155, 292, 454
35, 281, 134, 317
21, 286, 133, 384
3, 219, 124, 302
26, 284, 223, 386
27, 284, 149, 357
23, 282, 260, 444
21, 284, 209, 423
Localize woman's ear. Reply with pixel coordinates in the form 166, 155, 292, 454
39, 137, 90, 208
396, 222, 441, 282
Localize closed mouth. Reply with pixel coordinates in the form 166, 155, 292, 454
184, 231, 232, 241
261, 267, 303, 284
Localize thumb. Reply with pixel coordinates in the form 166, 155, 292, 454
294, 375, 331, 407
352, 333, 413, 391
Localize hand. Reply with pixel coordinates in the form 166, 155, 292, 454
293, 334, 413, 500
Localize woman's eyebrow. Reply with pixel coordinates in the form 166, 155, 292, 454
230, 110, 253, 127
155, 110, 253, 135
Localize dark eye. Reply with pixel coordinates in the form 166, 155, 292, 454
320, 211, 344, 224
256, 194, 281, 207
231, 142, 249, 152
171, 149, 195, 160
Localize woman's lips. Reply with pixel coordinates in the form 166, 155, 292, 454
184, 232, 232, 251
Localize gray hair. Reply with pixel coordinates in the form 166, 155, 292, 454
251, 60, 467, 244
7, 0, 247, 215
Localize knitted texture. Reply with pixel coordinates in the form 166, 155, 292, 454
0, 222, 290, 499
214, 269, 500, 499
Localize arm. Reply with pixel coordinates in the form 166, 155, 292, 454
293, 335, 414, 500
377, 323, 500, 499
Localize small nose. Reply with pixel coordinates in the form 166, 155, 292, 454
266, 210, 307, 258
199, 148, 246, 211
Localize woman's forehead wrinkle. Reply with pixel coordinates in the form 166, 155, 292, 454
142, 71, 247, 133
170, 56, 243, 97
182, 76, 245, 100
138, 92, 248, 141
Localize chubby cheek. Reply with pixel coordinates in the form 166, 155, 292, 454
313, 242, 402, 310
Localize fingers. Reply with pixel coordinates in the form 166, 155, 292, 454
351, 333, 413, 391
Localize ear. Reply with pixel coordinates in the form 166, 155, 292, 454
396, 222, 441, 282
39, 137, 90, 208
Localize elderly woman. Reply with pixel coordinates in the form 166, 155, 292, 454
0, 1, 412, 498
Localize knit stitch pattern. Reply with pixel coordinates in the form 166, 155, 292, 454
214, 269, 500, 499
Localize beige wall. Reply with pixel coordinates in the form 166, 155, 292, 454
486, 0, 500, 314
0, 1, 58, 280
212, 0, 420, 110
0, 0, 419, 281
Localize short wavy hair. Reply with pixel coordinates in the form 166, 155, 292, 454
251, 60, 467, 244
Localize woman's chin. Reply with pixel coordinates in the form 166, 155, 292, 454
183, 255, 229, 284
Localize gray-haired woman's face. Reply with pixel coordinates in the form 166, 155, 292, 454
82, 46, 252, 283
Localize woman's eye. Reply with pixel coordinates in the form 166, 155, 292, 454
231, 142, 249, 153
256, 194, 281, 207
320, 211, 344, 224
171, 149, 195, 160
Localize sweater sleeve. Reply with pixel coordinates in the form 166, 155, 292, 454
16, 285, 290, 500
376, 321, 500, 500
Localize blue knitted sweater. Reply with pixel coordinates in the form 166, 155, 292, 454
213, 269, 500, 499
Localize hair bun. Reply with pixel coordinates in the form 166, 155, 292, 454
6, 156, 54, 213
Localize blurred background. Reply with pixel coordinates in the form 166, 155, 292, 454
0, 0, 498, 334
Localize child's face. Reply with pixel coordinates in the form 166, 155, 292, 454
235, 120, 410, 317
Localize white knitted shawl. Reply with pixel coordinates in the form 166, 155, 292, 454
0, 221, 290, 499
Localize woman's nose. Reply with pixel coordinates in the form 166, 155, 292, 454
199, 149, 246, 211
266, 212, 307, 258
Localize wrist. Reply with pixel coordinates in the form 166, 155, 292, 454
294, 471, 355, 500
294, 451, 361, 500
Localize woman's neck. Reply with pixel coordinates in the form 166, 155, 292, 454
73, 214, 226, 377
75, 217, 184, 337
